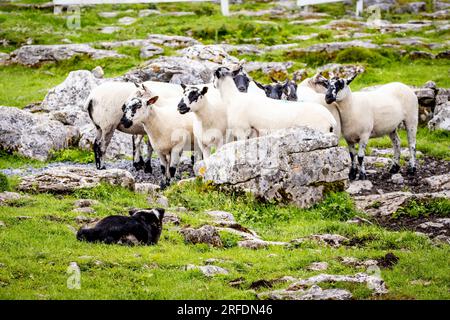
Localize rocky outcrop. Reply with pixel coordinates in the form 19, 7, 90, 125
428, 102, 450, 131
9, 44, 125, 67
146, 34, 200, 48
0, 106, 72, 161
259, 285, 352, 300
290, 40, 379, 56
195, 128, 349, 208
353, 190, 450, 216
124, 56, 216, 84
18, 166, 135, 193
178, 44, 239, 65
179, 225, 223, 247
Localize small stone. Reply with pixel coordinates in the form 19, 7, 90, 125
139, 9, 161, 17
391, 173, 404, 185
346, 180, 373, 195
162, 212, 180, 225
98, 11, 118, 18
310, 234, 349, 247
418, 222, 445, 229
91, 66, 104, 79
433, 235, 450, 245
75, 216, 95, 224
205, 210, 236, 223
74, 199, 99, 208
140, 45, 164, 59
156, 195, 169, 208
118, 17, 136, 25
180, 225, 223, 247
135, 182, 160, 194
346, 216, 373, 225
100, 26, 122, 34
238, 239, 268, 249
308, 262, 329, 271
0, 221, 5, 228
186, 264, 229, 277
16, 216, 32, 220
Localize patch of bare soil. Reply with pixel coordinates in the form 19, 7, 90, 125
361, 156, 450, 195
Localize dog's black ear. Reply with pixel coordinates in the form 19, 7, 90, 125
155, 208, 165, 220
128, 208, 139, 216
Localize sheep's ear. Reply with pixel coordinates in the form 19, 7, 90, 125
270, 77, 279, 83
147, 96, 159, 105
254, 81, 266, 91
232, 65, 243, 76
201, 86, 208, 95
345, 74, 357, 85
142, 83, 151, 93
315, 73, 330, 88
181, 83, 186, 90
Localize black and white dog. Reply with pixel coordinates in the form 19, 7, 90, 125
77, 208, 165, 245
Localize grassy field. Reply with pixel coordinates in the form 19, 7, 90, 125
0, 181, 449, 299
0, 0, 449, 300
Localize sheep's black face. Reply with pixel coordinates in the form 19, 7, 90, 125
120, 97, 142, 128
255, 81, 283, 100
325, 78, 345, 104
178, 85, 208, 114
282, 81, 298, 101
232, 69, 250, 92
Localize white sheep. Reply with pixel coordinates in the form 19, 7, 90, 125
120, 85, 195, 186
177, 84, 226, 159
85, 80, 182, 171
213, 67, 337, 140
319, 75, 418, 180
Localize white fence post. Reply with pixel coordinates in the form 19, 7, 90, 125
220, 0, 229, 16
356, 0, 364, 17
297, 0, 364, 17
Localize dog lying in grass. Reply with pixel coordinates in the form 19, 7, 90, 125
77, 208, 165, 245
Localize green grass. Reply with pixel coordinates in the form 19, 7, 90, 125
0, 181, 449, 299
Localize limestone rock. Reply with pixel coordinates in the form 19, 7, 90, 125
179, 225, 223, 247
139, 9, 161, 17
74, 199, 99, 208
178, 44, 239, 65
428, 102, 450, 131
18, 166, 135, 193
346, 180, 373, 195
186, 264, 229, 277
0, 106, 71, 161
147, 34, 200, 48
140, 45, 164, 59
205, 210, 236, 223
100, 26, 122, 34
308, 262, 329, 271
195, 128, 349, 208
309, 234, 349, 247
118, 17, 136, 25
424, 174, 450, 191
258, 285, 352, 300
135, 182, 161, 194
391, 174, 404, 185
0, 191, 24, 205
72, 207, 96, 214
10, 44, 125, 67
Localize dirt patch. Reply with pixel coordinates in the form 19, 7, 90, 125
361, 156, 450, 195
376, 252, 399, 269
375, 214, 449, 238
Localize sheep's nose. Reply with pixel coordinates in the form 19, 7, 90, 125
325, 95, 334, 104
238, 86, 246, 92
177, 102, 190, 114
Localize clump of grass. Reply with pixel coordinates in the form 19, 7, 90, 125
0, 172, 9, 192
393, 198, 450, 219
314, 192, 359, 221
50, 148, 94, 164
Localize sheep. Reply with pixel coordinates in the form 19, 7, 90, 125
85, 80, 182, 172
254, 77, 298, 101
177, 83, 226, 159
319, 74, 419, 180
213, 66, 337, 140
120, 84, 196, 187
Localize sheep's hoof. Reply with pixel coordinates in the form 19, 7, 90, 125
349, 167, 358, 180
96, 165, 106, 170
133, 160, 145, 171
190, 155, 195, 165
407, 166, 416, 175
358, 172, 367, 180
144, 161, 152, 174
389, 163, 400, 174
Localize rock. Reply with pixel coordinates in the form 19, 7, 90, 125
221, 44, 263, 55
391, 174, 404, 185
41, 70, 103, 126
139, 9, 161, 17
75, 215, 96, 224
0, 52, 9, 65
238, 239, 269, 249
178, 44, 239, 65
118, 17, 136, 25
353, 191, 450, 216
156, 195, 169, 208
428, 102, 450, 131
291, 40, 379, 56
162, 212, 180, 225
186, 264, 229, 277
135, 182, 160, 194
317, 63, 365, 79
433, 235, 450, 245
179, 225, 223, 247
0, 191, 23, 205
0, 106, 71, 161
395, 2, 427, 14
339, 256, 378, 268
98, 11, 118, 18
147, 34, 200, 49
310, 234, 349, 247
100, 26, 122, 34
140, 45, 164, 59
10, 44, 125, 67
205, 210, 236, 223
18, 166, 135, 193
436, 50, 450, 59
288, 273, 388, 295
424, 174, 450, 191
258, 285, 352, 300
72, 207, 96, 214
16, 216, 32, 220
91, 66, 104, 79
346, 180, 373, 195
162, 11, 195, 17
243, 61, 293, 77
308, 262, 329, 271
409, 51, 435, 60
195, 128, 349, 208
436, 218, 450, 226
418, 222, 445, 229
74, 199, 99, 208
414, 87, 436, 107
124, 56, 215, 84
320, 19, 366, 31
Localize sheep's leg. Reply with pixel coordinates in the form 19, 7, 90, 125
132, 135, 145, 171
95, 127, 114, 170
144, 138, 153, 174
357, 140, 368, 180
156, 151, 169, 189
93, 128, 104, 170
348, 143, 358, 180
406, 124, 417, 175
388, 130, 401, 174
168, 145, 184, 181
